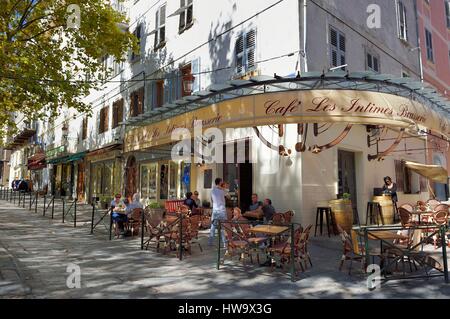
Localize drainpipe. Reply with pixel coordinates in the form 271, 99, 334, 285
413, 0, 424, 82
302, 0, 308, 73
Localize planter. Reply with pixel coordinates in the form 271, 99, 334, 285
329, 199, 354, 234
372, 195, 394, 225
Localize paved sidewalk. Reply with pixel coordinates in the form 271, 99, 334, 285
0, 200, 449, 299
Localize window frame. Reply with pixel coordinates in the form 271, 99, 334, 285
98, 106, 109, 134
179, 0, 193, 33
154, 4, 167, 50
235, 28, 257, 75
81, 117, 88, 140
131, 24, 142, 63
366, 50, 380, 73
329, 26, 346, 70
112, 99, 124, 129
396, 0, 408, 42
445, 0, 450, 29
425, 28, 434, 62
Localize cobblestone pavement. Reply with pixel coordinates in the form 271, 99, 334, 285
0, 199, 449, 299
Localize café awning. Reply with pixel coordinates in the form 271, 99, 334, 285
404, 161, 448, 184
27, 153, 46, 170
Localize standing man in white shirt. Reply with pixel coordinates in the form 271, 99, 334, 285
208, 177, 227, 247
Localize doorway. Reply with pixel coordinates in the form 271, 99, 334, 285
222, 138, 252, 211
125, 156, 137, 200
77, 162, 85, 201
338, 150, 357, 208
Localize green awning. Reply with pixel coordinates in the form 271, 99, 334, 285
47, 151, 86, 164
67, 151, 86, 162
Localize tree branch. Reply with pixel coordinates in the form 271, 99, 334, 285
18, 24, 65, 42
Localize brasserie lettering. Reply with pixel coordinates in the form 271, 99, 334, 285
397, 105, 426, 123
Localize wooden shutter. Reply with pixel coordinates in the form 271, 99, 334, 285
138, 87, 144, 115
394, 160, 404, 192
246, 29, 256, 70
117, 99, 123, 125
330, 27, 345, 68
82, 118, 87, 140
103, 107, 109, 132
236, 34, 244, 73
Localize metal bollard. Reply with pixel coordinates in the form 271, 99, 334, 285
179, 214, 183, 261
109, 212, 113, 240
51, 196, 55, 219
90, 203, 95, 234
141, 210, 145, 250
74, 199, 77, 228
62, 198, 65, 223
35, 192, 38, 214
43, 195, 47, 216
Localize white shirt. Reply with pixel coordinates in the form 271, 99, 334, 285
211, 186, 226, 212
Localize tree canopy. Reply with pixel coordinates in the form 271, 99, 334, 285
0, 0, 136, 141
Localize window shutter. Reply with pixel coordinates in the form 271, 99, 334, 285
367, 54, 372, 69
138, 87, 144, 114
191, 57, 200, 92
330, 28, 338, 47
394, 160, 404, 192
113, 103, 117, 128
164, 78, 171, 104
179, 0, 186, 29
104, 107, 109, 131
373, 56, 379, 72
236, 34, 244, 73
246, 29, 256, 70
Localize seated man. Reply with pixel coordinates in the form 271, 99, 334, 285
183, 192, 199, 214
262, 198, 275, 223
249, 193, 263, 211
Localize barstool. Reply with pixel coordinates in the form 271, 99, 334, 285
315, 207, 333, 237
366, 202, 384, 225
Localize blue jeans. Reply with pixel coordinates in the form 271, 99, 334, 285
208, 209, 227, 246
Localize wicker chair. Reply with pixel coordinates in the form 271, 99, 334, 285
267, 226, 305, 275
400, 203, 414, 213
427, 199, 441, 211
272, 213, 284, 226
222, 222, 252, 265
127, 208, 144, 238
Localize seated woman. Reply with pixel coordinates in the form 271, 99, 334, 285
183, 192, 199, 214
112, 198, 129, 235
110, 193, 124, 210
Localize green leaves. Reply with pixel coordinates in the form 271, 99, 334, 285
0, 0, 136, 141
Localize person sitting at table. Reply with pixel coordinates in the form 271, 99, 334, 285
126, 193, 143, 215
110, 193, 124, 210
232, 207, 250, 234
262, 198, 276, 223
112, 198, 129, 236
249, 193, 263, 211
193, 191, 201, 207
183, 192, 199, 214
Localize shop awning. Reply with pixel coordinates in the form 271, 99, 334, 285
404, 161, 448, 184
67, 151, 86, 162
87, 144, 122, 158
27, 153, 46, 170
124, 72, 450, 152
47, 155, 70, 165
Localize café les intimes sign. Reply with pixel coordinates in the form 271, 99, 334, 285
125, 90, 448, 152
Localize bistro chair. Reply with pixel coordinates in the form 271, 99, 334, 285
427, 199, 441, 211
430, 210, 449, 249
272, 213, 284, 226
433, 204, 449, 213
163, 216, 191, 257
222, 222, 252, 265
188, 214, 203, 253
398, 207, 417, 227
400, 203, 414, 213
267, 226, 305, 275
282, 211, 294, 225
127, 208, 144, 238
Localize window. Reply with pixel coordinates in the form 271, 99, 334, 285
111, 57, 123, 77
140, 163, 157, 202
155, 80, 164, 108
396, 1, 408, 41
425, 28, 434, 62
330, 27, 346, 69
100, 55, 109, 81
235, 29, 256, 74
112, 99, 124, 128
179, 0, 193, 32
99, 106, 109, 134
129, 87, 144, 117
154, 4, 166, 49
131, 24, 142, 62
169, 161, 178, 199
446, 1, 450, 28
402, 71, 410, 78
395, 160, 426, 194
181, 63, 193, 97
81, 117, 88, 140
366, 52, 380, 73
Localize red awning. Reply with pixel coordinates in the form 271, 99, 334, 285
28, 153, 46, 170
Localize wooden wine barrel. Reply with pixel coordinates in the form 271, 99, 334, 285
372, 195, 394, 225
329, 199, 353, 234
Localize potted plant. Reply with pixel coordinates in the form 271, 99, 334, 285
342, 193, 351, 200
146, 201, 165, 219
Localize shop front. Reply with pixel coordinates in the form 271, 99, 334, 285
86, 144, 122, 205
27, 151, 46, 192
124, 74, 450, 225
125, 145, 193, 206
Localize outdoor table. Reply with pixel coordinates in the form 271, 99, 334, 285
249, 225, 289, 236
244, 210, 264, 220
365, 230, 408, 241
411, 207, 434, 224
